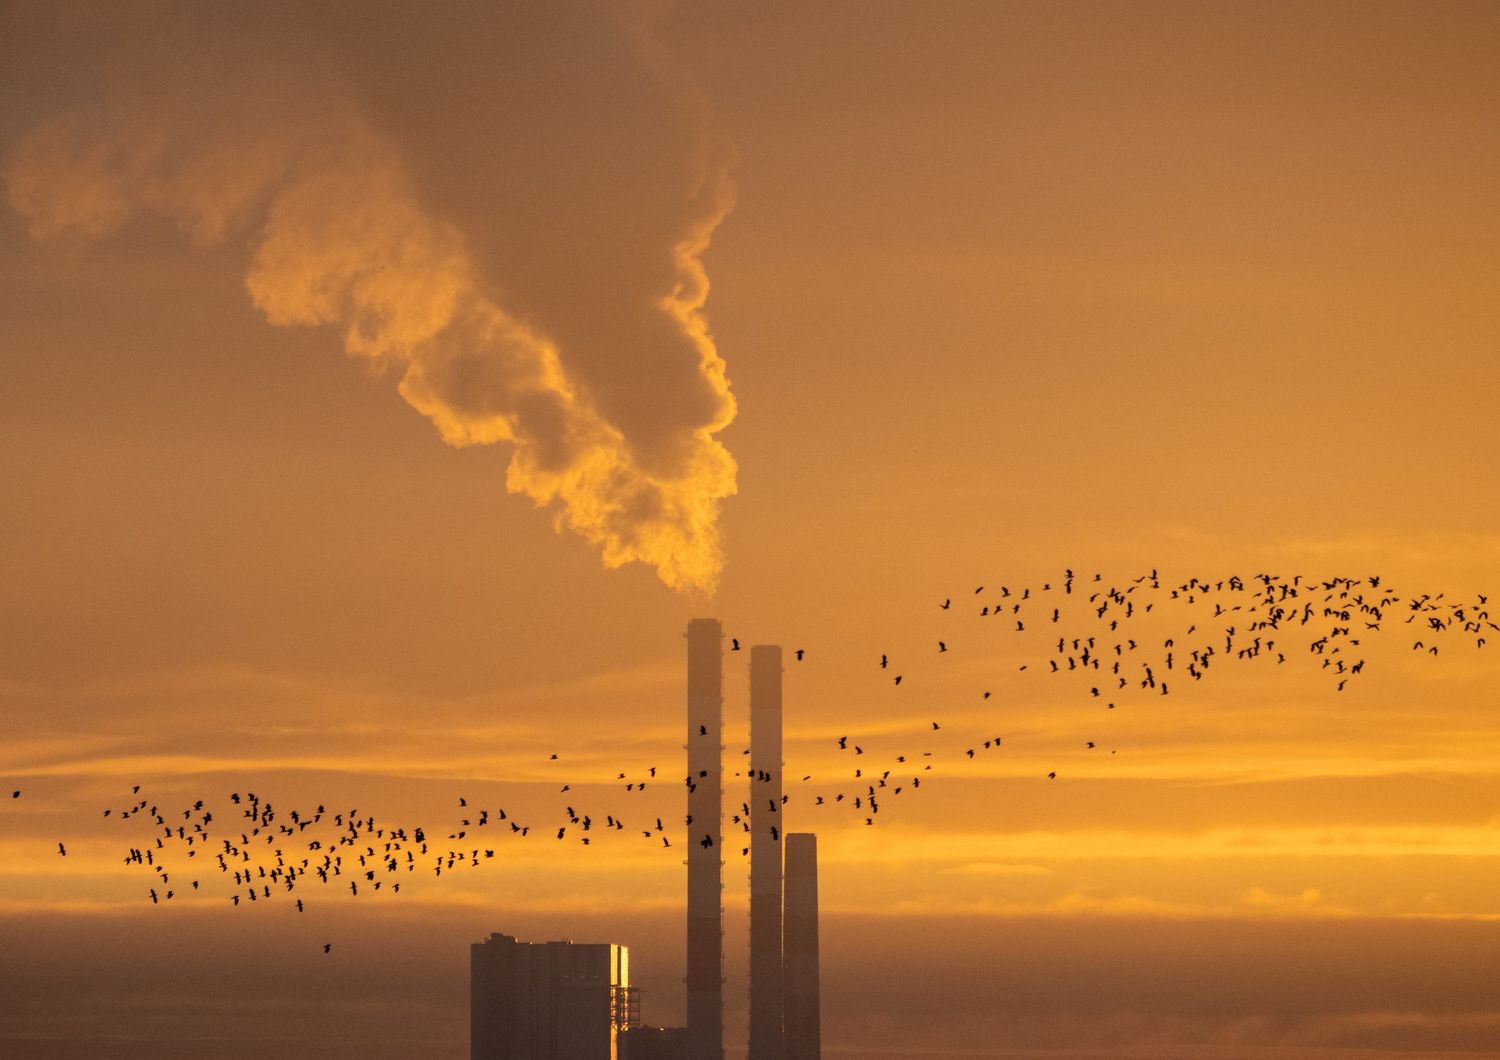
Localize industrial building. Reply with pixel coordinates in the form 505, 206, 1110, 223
468, 621, 819, 1059
617, 1025, 689, 1060
470, 934, 634, 1060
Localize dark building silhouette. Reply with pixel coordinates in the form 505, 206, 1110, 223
749, 645, 785, 1060
471, 624, 818, 1060
618, 1025, 689, 1060
470, 933, 633, 1060
783, 833, 821, 1060
685, 618, 725, 1060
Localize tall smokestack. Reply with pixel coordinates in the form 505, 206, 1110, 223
749, 645, 784, 1060
685, 619, 724, 1060
783, 833, 821, 1060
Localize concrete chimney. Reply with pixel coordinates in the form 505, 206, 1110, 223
685, 619, 724, 1060
783, 833, 820, 1060
749, 645, 784, 1060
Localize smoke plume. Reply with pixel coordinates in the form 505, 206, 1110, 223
4, 3, 737, 591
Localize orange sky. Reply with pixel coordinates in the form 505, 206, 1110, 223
2, 2, 1499, 1057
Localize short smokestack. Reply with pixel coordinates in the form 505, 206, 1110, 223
749, 645, 784, 1060
783, 834, 820, 1060
686, 619, 724, 1060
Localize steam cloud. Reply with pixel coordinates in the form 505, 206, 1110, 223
4, 5, 737, 591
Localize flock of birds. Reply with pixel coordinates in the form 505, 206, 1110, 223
12, 569, 1492, 953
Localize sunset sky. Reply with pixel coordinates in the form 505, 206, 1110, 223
3, 2, 1499, 1058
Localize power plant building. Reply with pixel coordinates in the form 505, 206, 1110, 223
468, 623, 819, 1060
470, 933, 634, 1060
618, 1025, 689, 1060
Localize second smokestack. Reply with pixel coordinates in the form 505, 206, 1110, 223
749, 645, 784, 1060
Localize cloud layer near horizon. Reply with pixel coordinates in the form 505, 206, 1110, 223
4, 3, 737, 591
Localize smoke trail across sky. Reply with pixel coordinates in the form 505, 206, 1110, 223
4, 3, 737, 591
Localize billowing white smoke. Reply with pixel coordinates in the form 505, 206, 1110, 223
5, 4, 737, 591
